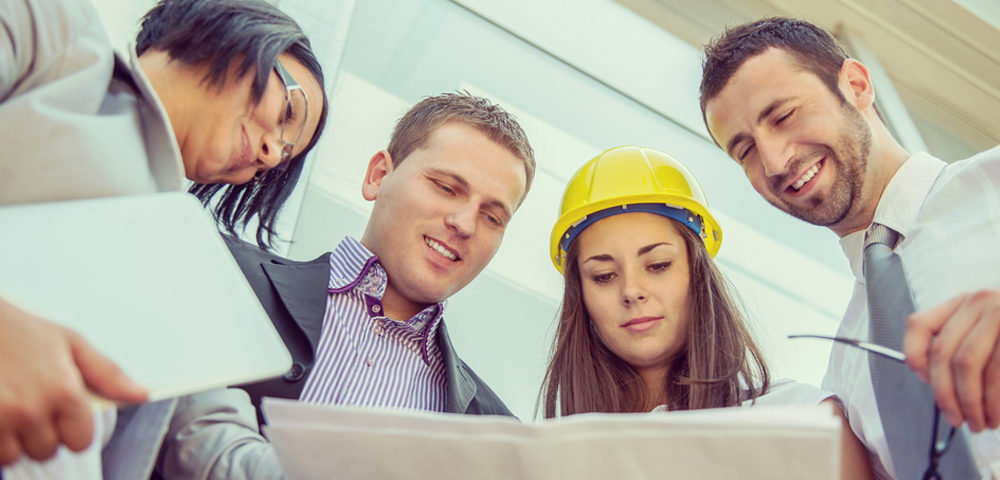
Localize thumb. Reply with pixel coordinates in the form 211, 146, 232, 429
68, 330, 148, 404
903, 293, 969, 377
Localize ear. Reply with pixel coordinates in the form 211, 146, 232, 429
361, 150, 394, 201
839, 59, 875, 111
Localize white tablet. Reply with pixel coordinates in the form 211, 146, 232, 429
0, 192, 291, 402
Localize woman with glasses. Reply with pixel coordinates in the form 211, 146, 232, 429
0, 0, 327, 476
541, 146, 875, 479
136, 0, 329, 248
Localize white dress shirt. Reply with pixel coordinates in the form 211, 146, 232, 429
650, 378, 834, 413
822, 146, 1000, 479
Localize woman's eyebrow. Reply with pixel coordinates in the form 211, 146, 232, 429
581, 253, 614, 265
638, 242, 671, 256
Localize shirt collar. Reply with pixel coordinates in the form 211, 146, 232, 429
327, 236, 382, 294
124, 42, 185, 191
838, 152, 946, 278
412, 305, 445, 365
327, 236, 447, 364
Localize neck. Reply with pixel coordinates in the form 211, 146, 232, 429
380, 283, 430, 321
831, 125, 911, 237
138, 50, 194, 174
359, 233, 434, 321
638, 366, 669, 411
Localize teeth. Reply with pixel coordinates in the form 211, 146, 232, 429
792, 164, 821, 191
425, 237, 458, 261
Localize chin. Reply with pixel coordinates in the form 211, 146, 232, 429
402, 283, 447, 305
418, 289, 450, 305
215, 168, 257, 186
231, 173, 256, 185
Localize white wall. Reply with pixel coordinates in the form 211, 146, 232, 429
91, 0, 155, 50
286, 0, 853, 420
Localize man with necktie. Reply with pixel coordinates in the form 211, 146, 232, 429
699, 16, 1000, 479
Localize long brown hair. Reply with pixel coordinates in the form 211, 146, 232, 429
540, 218, 769, 417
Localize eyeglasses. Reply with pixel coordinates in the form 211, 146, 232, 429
789, 334, 957, 480
273, 59, 309, 163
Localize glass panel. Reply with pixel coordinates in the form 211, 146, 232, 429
291, 0, 848, 418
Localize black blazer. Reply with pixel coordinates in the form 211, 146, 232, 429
223, 236, 514, 425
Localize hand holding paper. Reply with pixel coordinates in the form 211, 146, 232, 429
0, 298, 147, 464
0, 194, 292, 404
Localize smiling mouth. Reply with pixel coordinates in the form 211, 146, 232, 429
789, 160, 822, 192
425, 236, 460, 262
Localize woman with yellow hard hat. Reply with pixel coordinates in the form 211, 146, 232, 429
540, 146, 874, 479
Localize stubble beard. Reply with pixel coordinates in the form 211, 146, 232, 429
769, 103, 873, 228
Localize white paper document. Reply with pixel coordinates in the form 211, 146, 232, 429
262, 397, 841, 479
0, 193, 291, 403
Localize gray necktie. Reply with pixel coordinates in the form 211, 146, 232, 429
864, 223, 976, 479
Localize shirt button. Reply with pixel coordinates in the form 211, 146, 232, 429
373, 324, 385, 336
371, 304, 381, 314
365, 357, 374, 367
283, 362, 306, 382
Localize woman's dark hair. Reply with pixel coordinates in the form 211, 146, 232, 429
136, 0, 329, 248
540, 218, 769, 417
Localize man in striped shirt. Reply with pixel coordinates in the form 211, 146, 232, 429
157, 92, 536, 478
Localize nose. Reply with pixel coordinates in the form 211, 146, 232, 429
257, 133, 285, 170
446, 203, 477, 238
757, 136, 792, 177
620, 270, 647, 307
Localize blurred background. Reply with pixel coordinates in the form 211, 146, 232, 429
94, 0, 1000, 420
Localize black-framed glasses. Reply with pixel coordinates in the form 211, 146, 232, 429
273, 59, 309, 163
789, 334, 957, 480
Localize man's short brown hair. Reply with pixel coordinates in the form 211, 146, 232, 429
700, 17, 849, 118
388, 92, 535, 205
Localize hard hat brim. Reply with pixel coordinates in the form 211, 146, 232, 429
550, 192, 722, 274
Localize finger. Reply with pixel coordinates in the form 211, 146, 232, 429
951, 306, 1000, 432
981, 303, 1000, 429
904, 293, 968, 378
926, 297, 980, 427
18, 416, 59, 461
54, 394, 95, 452
0, 430, 22, 466
68, 330, 147, 404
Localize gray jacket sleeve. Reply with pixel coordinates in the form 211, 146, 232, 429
157, 388, 284, 480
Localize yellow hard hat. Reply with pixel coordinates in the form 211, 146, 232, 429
550, 145, 722, 274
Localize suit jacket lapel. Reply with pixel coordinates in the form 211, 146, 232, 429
258, 251, 484, 414
262, 256, 330, 356
436, 321, 477, 413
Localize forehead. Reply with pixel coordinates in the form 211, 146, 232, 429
704, 49, 819, 141
407, 122, 526, 206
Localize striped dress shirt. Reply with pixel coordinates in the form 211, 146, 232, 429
298, 236, 447, 411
